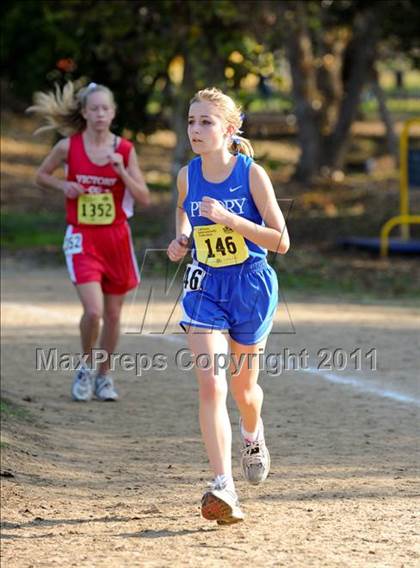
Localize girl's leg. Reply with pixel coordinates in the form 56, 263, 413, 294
229, 337, 267, 434
188, 328, 244, 524
97, 293, 125, 376
186, 328, 231, 478
76, 282, 104, 366
229, 336, 271, 485
72, 282, 103, 401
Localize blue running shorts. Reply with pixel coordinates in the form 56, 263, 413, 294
180, 259, 278, 345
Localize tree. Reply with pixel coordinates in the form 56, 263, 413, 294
162, 1, 255, 180
1, 0, 260, 236
277, 1, 379, 181
262, 0, 420, 182
4, 0, 418, 186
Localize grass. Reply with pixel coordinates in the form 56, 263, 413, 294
0, 398, 31, 421
276, 262, 420, 300
1, 212, 65, 250
1, 210, 167, 249
272, 246, 420, 301
238, 88, 420, 119
0, 398, 33, 454
361, 97, 420, 117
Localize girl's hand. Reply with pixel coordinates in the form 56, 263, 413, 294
201, 196, 231, 225
167, 234, 189, 262
108, 152, 125, 175
63, 181, 85, 199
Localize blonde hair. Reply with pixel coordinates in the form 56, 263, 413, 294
27, 81, 115, 136
190, 87, 254, 158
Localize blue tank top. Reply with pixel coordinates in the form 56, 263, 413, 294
183, 153, 266, 265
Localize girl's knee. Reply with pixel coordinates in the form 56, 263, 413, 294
83, 308, 102, 324
199, 376, 227, 403
230, 381, 261, 406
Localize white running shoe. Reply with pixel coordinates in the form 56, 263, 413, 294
201, 476, 245, 525
71, 366, 93, 402
240, 418, 271, 485
94, 375, 119, 401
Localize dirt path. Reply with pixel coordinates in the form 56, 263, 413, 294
1, 260, 419, 567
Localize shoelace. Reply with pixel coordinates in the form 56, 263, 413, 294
77, 370, 90, 382
207, 477, 239, 505
241, 440, 266, 466
208, 477, 227, 492
96, 377, 113, 393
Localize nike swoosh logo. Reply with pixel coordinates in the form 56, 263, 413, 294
229, 185, 242, 192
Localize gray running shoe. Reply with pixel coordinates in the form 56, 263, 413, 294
240, 418, 271, 485
95, 375, 119, 401
71, 366, 93, 402
201, 476, 245, 525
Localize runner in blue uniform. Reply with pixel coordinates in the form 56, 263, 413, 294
167, 87, 290, 525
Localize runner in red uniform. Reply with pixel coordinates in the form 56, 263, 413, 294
30, 81, 150, 401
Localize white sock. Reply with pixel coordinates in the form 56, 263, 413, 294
241, 420, 261, 443
214, 474, 235, 491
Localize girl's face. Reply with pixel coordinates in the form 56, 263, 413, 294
188, 101, 232, 154
82, 91, 115, 131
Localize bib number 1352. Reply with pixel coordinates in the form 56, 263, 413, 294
183, 264, 206, 292
78, 193, 116, 225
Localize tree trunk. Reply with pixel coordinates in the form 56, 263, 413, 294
282, 3, 379, 181
282, 1, 323, 181
166, 55, 194, 238
320, 10, 379, 171
395, 69, 404, 90
371, 72, 398, 164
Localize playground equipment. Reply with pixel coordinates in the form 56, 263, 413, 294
380, 118, 420, 256
341, 118, 420, 256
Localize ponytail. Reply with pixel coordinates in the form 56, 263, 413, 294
27, 81, 115, 137
229, 134, 254, 158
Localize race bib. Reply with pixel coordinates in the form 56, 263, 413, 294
194, 224, 249, 267
63, 232, 83, 255
183, 263, 206, 292
77, 193, 116, 225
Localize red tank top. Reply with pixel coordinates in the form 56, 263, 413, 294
66, 132, 134, 226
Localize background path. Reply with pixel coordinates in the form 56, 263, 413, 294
1, 260, 418, 567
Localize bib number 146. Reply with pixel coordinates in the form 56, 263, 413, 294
183, 264, 206, 292
204, 235, 237, 258
194, 224, 249, 267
